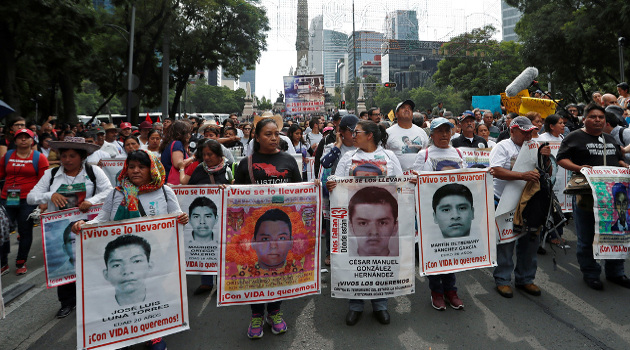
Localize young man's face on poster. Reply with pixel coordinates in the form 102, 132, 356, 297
103, 244, 153, 303
433, 194, 474, 238
350, 203, 398, 256
252, 220, 293, 269
190, 206, 217, 240
614, 191, 628, 226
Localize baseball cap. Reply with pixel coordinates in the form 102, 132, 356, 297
510, 116, 538, 131
395, 99, 415, 113
94, 126, 105, 134
14, 128, 35, 139
339, 114, 359, 131
430, 117, 454, 133
120, 122, 132, 129
459, 110, 475, 122
139, 121, 153, 129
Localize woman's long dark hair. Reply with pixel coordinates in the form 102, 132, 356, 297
357, 120, 388, 148
194, 138, 224, 162
253, 118, 279, 153
159, 120, 190, 153
287, 124, 305, 147
543, 114, 562, 134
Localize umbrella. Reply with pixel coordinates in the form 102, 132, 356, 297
0, 100, 15, 118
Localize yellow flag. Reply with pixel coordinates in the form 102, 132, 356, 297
388, 109, 395, 121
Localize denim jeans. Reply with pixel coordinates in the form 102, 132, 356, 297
0, 199, 36, 266
200, 275, 214, 287
572, 197, 625, 280
348, 298, 388, 312
493, 233, 539, 286
428, 273, 456, 293
251, 301, 281, 315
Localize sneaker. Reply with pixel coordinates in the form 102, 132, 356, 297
15, 260, 27, 275
247, 314, 264, 339
430, 291, 446, 311
266, 311, 288, 335
1, 265, 8, 276
146, 337, 167, 350
444, 290, 464, 310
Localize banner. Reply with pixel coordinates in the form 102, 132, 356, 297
172, 185, 223, 275
76, 214, 189, 350
329, 176, 416, 299
218, 182, 321, 306
283, 75, 325, 115
417, 169, 496, 275
495, 140, 538, 243
582, 167, 630, 259
458, 147, 492, 168
519, 97, 558, 119
500, 89, 529, 114
472, 95, 502, 115
100, 158, 126, 187
544, 141, 572, 212
41, 205, 102, 288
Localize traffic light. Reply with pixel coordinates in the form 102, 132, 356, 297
384, 82, 396, 88
340, 100, 346, 109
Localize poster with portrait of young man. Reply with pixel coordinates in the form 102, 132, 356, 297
582, 166, 630, 259
218, 182, 321, 306
76, 214, 189, 350
417, 168, 497, 276
41, 205, 102, 288
329, 176, 416, 299
172, 185, 223, 275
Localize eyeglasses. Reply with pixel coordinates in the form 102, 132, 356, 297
352, 130, 367, 136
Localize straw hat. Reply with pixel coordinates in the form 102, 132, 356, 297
49, 136, 100, 155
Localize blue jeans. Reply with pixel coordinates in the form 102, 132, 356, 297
0, 199, 36, 266
428, 273, 456, 293
348, 298, 388, 312
572, 196, 625, 280
493, 233, 539, 286
200, 275, 214, 287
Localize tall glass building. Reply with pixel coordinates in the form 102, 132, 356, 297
501, 1, 521, 42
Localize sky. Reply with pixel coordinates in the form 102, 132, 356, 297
254, 0, 503, 101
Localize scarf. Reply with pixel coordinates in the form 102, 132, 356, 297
114, 150, 165, 220
202, 157, 226, 181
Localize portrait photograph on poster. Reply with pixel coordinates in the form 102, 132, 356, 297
329, 176, 416, 299
218, 182, 321, 306
76, 214, 188, 350
417, 169, 496, 276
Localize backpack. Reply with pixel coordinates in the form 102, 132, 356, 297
49, 163, 98, 197
618, 127, 630, 147
5, 149, 41, 174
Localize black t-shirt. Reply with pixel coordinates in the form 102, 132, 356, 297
451, 134, 488, 148
188, 164, 231, 185
234, 151, 302, 185
557, 129, 623, 166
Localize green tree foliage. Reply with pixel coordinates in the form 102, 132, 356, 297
371, 79, 468, 116
433, 26, 523, 103
507, 0, 630, 102
76, 80, 123, 115
189, 85, 245, 113
257, 96, 272, 110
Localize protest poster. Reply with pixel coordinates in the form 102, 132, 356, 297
305, 156, 316, 181
329, 176, 416, 299
218, 182, 320, 306
99, 158, 126, 187
495, 140, 538, 243
543, 141, 572, 212
283, 75, 325, 115
417, 169, 496, 275
76, 214, 188, 350
582, 167, 630, 259
172, 185, 223, 275
500, 89, 529, 114
458, 147, 492, 168
41, 205, 102, 288
519, 97, 558, 118
472, 95, 502, 115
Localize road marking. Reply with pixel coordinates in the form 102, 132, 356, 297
5, 283, 47, 317
14, 316, 63, 350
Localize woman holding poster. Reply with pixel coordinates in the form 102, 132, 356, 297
234, 117, 302, 339
328, 120, 402, 326
28, 137, 112, 319
72, 149, 188, 350
412, 117, 466, 311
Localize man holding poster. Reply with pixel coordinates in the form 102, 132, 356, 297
557, 103, 630, 290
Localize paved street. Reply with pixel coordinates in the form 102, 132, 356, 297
2, 220, 630, 350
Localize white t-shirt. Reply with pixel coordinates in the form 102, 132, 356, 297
412, 145, 468, 171
489, 138, 520, 198
537, 133, 563, 142
386, 124, 429, 172
334, 146, 403, 177
86, 149, 112, 165
88, 186, 182, 223
101, 141, 122, 158
306, 132, 323, 149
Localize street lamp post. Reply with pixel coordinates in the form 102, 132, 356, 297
619, 37, 626, 82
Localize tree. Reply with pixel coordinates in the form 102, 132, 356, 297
189, 85, 245, 113
257, 96, 272, 110
507, 0, 630, 102
433, 25, 523, 103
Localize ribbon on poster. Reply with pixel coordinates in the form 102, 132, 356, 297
172, 185, 223, 275
76, 214, 189, 350
99, 158, 126, 187
41, 205, 102, 288
417, 169, 496, 275
495, 140, 539, 244
329, 176, 416, 299
582, 166, 630, 259
218, 182, 321, 306
458, 147, 492, 168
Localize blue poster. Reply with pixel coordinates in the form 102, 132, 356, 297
472, 95, 502, 115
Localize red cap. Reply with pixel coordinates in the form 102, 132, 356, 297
139, 121, 153, 129
14, 128, 35, 139
120, 122, 132, 129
